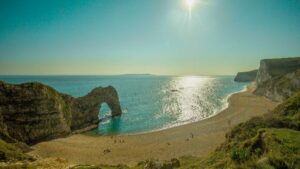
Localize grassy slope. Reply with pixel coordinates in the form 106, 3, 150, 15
195, 128, 300, 169
192, 91, 300, 169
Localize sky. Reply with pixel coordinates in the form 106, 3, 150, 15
0, 0, 300, 75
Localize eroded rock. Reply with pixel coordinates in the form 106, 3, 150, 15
0, 81, 122, 144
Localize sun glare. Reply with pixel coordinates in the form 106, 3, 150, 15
185, 0, 197, 19
186, 0, 195, 9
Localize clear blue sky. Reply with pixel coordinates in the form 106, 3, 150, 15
0, 0, 299, 75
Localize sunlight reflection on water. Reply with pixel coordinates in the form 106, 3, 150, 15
160, 76, 218, 128
98, 76, 247, 134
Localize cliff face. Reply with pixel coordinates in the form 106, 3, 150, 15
0, 81, 122, 144
256, 57, 300, 85
254, 57, 300, 101
255, 69, 300, 102
234, 70, 258, 82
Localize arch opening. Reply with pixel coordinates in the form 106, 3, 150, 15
99, 102, 113, 122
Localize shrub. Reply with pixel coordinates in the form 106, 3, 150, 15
230, 147, 250, 163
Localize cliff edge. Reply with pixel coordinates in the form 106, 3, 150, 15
234, 70, 258, 82
0, 81, 122, 144
254, 57, 300, 101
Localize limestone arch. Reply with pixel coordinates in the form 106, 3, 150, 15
71, 86, 122, 130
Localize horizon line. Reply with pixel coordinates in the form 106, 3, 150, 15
0, 73, 236, 77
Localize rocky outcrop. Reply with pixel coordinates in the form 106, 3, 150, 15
234, 70, 258, 82
0, 81, 122, 144
70, 86, 122, 131
256, 57, 300, 85
255, 69, 300, 102
254, 57, 300, 101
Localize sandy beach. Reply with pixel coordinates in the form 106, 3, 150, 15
28, 85, 278, 166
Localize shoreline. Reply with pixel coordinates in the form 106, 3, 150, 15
28, 84, 278, 166
122, 83, 250, 136
90, 83, 250, 137
113, 82, 255, 137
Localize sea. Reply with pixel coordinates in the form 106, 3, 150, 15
0, 75, 248, 135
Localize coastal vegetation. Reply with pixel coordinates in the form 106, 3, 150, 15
194, 91, 300, 169
0, 139, 33, 162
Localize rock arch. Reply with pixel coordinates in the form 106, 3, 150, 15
70, 86, 122, 130
0, 81, 122, 144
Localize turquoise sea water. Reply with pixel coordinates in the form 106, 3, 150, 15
0, 75, 247, 135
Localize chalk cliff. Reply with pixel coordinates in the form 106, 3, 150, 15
0, 81, 122, 144
234, 70, 258, 82
254, 57, 300, 101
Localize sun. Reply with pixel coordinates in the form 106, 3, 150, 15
185, 0, 196, 19
185, 0, 195, 9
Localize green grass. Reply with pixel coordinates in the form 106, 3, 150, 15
0, 139, 33, 163
188, 128, 300, 169
190, 92, 300, 169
